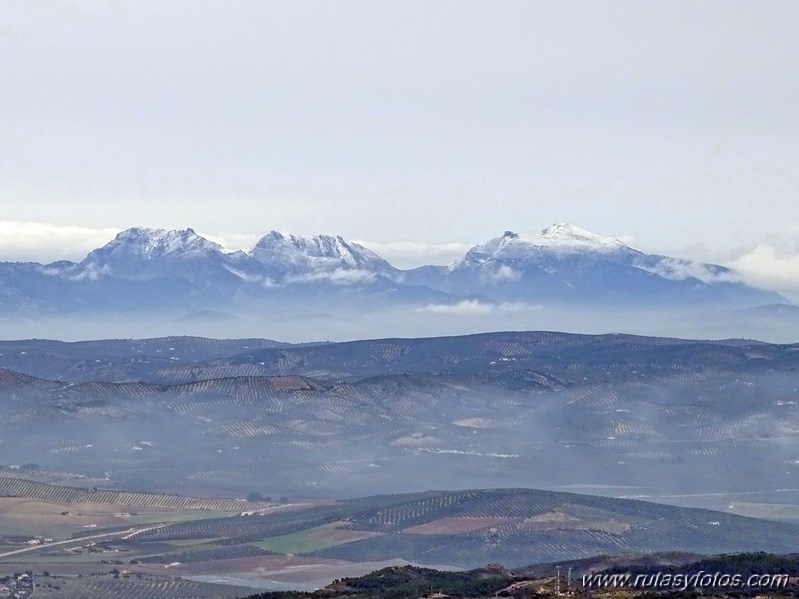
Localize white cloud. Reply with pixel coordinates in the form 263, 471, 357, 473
494, 302, 544, 313
285, 268, 376, 285
416, 300, 493, 315
637, 257, 740, 284
616, 234, 638, 246
65, 263, 110, 282
0, 221, 120, 262
485, 264, 522, 283
731, 243, 799, 292
415, 300, 542, 316
222, 265, 267, 284
203, 232, 262, 254
351, 240, 470, 269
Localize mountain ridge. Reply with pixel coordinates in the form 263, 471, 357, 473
0, 224, 787, 317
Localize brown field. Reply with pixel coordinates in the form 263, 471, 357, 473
1, 553, 449, 590
0, 498, 116, 538
519, 510, 632, 533
182, 555, 455, 586
165, 553, 351, 576
404, 517, 511, 535
302, 521, 381, 544
0, 497, 236, 533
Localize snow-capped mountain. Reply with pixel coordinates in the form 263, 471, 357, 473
457, 223, 633, 262
406, 223, 784, 306
0, 224, 787, 319
89, 227, 223, 262
450, 224, 638, 274
75, 227, 230, 278
0, 227, 445, 314
65, 228, 399, 288
248, 231, 397, 284
51, 228, 266, 301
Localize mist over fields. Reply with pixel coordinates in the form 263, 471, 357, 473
2, 331, 797, 515
3, 301, 798, 345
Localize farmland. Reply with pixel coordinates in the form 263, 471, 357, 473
253, 523, 379, 555
16, 572, 254, 598
1, 331, 799, 592
0, 331, 797, 510
3, 478, 799, 595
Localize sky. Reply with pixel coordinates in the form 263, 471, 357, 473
1, 1, 798, 295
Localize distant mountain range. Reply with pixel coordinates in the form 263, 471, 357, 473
0, 224, 787, 316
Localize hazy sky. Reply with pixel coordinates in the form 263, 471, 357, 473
1, 1, 797, 292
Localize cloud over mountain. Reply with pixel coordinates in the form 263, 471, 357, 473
732, 242, 799, 293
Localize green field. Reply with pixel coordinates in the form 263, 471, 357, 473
126, 510, 237, 525
0, 520, 75, 538
253, 531, 344, 554
164, 537, 224, 547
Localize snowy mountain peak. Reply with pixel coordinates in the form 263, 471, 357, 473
97, 227, 224, 259
534, 223, 628, 250
253, 231, 355, 259
73, 227, 228, 281
541, 222, 605, 241
487, 224, 629, 251
249, 231, 394, 275
456, 224, 630, 269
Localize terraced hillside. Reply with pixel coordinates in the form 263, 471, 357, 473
303, 489, 799, 567
11, 573, 254, 599
1, 331, 797, 384
1, 332, 798, 509
4, 483, 798, 572
0, 336, 288, 383
0, 477, 273, 511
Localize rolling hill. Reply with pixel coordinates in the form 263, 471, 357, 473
0, 331, 797, 512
